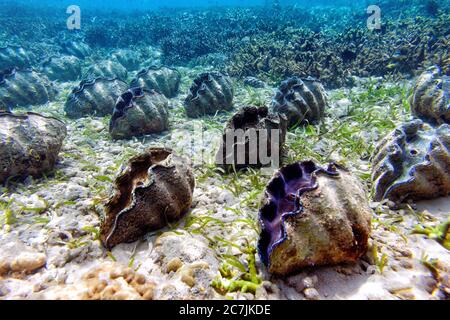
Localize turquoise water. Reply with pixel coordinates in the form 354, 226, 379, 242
0, 0, 449, 301
4, 0, 447, 11
3, 0, 365, 10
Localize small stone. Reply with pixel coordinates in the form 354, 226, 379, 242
159, 284, 179, 300
166, 257, 183, 273
64, 184, 88, 201
335, 265, 356, 275
217, 190, 235, 205
142, 288, 154, 300
90, 120, 106, 133
255, 285, 268, 300
181, 273, 196, 287
33, 283, 47, 293
0, 261, 10, 275
133, 274, 146, 285
387, 201, 398, 210
336, 98, 351, 108
302, 276, 318, 289
366, 265, 377, 274
303, 288, 320, 300
391, 289, 415, 300
399, 249, 413, 258
0, 283, 10, 296
10, 252, 46, 273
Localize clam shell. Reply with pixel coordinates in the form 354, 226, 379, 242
131, 66, 181, 98
109, 87, 169, 140
0, 112, 67, 183
258, 161, 371, 276
371, 119, 450, 203
184, 72, 234, 118
100, 148, 195, 249
271, 76, 328, 128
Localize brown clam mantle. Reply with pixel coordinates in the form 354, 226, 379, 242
100, 148, 195, 249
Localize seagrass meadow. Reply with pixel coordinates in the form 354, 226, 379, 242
0, 0, 449, 300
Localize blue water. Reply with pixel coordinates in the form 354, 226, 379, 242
0, 0, 380, 11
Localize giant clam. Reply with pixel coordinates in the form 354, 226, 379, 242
258, 161, 371, 276
111, 49, 142, 71
60, 40, 92, 59
0, 68, 56, 109
216, 106, 287, 171
100, 148, 195, 249
41, 55, 81, 81
371, 119, 450, 203
0, 45, 33, 69
83, 60, 128, 81
0, 112, 67, 184
271, 76, 328, 128
243, 76, 266, 88
109, 87, 169, 140
184, 72, 234, 118
64, 77, 128, 118
130, 66, 181, 98
410, 66, 449, 124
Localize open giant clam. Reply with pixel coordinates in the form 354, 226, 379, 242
130, 66, 181, 98
371, 119, 450, 203
0, 112, 67, 184
184, 72, 234, 118
64, 77, 128, 118
0, 68, 56, 109
109, 87, 169, 140
100, 148, 195, 249
258, 161, 371, 276
272, 76, 328, 128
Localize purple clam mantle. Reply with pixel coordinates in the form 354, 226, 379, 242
258, 161, 340, 268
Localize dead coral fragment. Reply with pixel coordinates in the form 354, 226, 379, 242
100, 148, 195, 249
82, 263, 156, 300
